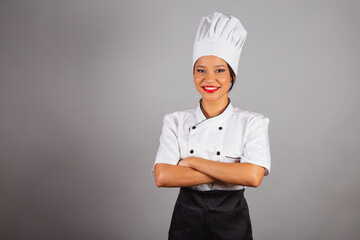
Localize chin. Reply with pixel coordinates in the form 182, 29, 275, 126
201, 95, 226, 102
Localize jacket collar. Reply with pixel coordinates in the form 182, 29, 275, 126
195, 98, 234, 125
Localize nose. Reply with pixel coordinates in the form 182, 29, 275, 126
204, 72, 216, 83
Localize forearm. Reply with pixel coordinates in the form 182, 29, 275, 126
154, 163, 217, 188
186, 157, 265, 187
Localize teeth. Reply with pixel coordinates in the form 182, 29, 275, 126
204, 87, 218, 90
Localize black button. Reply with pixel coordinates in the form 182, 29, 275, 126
218, 127, 223, 130
216, 151, 220, 155
190, 150, 194, 154
192, 126, 196, 130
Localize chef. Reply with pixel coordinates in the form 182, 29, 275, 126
152, 12, 271, 240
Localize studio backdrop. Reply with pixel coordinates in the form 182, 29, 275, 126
0, 0, 359, 239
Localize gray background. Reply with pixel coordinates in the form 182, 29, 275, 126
1, 0, 359, 239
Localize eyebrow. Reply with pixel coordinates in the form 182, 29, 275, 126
196, 65, 226, 68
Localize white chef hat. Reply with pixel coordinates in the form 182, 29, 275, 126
193, 12, 247, 76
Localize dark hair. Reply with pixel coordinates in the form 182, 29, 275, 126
227, 63, 236, 93
192, 62, 236, 93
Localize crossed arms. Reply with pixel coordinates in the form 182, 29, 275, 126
154, 156, 265, 188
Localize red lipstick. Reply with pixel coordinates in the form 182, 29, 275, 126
202, 86, 220, 93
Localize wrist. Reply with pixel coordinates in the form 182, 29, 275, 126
189, 156, 200, 169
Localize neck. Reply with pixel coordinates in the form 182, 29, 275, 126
201, 97, 230, 118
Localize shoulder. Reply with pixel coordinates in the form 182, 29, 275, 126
232, 106, 268, 119
163, 107, 196, 121
161, 107, 197, 127
231, 106, 270, 130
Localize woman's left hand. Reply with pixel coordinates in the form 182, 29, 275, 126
178, 157, 195, 168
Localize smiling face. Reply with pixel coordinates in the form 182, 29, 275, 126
193, 55, 232, 103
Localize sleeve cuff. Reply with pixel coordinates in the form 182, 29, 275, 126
240, 157, 271, 176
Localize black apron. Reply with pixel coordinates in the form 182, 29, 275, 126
168, 187, 253, 240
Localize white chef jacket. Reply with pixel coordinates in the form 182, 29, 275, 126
152, 99, 271, 191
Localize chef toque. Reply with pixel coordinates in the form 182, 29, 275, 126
193, 12, 247, 76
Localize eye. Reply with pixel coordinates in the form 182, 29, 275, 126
196, 69, 205, 73
216, 69, 226, 73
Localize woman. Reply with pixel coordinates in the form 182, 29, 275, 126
152, 12, 271, 240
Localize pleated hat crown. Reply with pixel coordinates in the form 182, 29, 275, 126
193, 12, 247, 76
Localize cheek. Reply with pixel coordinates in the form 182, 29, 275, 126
194, 83, 203, 92
220, 77, 231, 87
193, 76, 202, 86
193, 78, 204, 93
